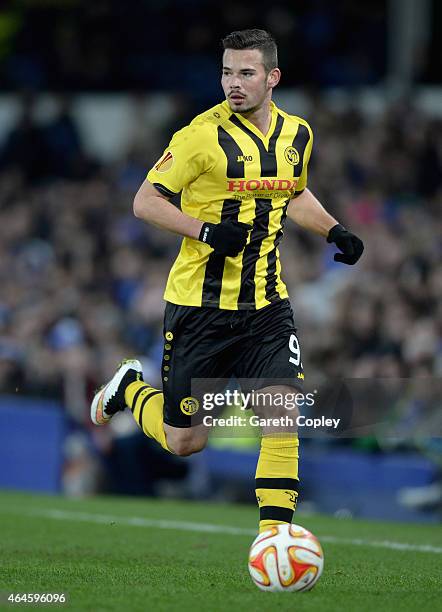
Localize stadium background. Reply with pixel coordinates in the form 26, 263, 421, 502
0, 0, 441, 525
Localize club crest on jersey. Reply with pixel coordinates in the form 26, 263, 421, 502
284, 146, 300, 166
180, 396, 200, 416
154, 151, 174, 173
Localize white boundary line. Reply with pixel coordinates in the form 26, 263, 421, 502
8, 508, 442, 555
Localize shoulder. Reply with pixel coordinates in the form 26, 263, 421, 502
189, 101, 233, 130
170, 102, 233, 145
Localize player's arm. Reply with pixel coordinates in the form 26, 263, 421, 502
137, 124, 251, 256
287, 188, 336, 238
287, 188, 364, 265
133, 179, 203, 239
133, 179, 251, 257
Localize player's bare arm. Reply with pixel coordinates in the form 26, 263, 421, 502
133, 178, 203, 239
287, 188, 364, 265
287, 188, 337, 237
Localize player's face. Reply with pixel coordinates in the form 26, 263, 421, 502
222, 49, 279, 114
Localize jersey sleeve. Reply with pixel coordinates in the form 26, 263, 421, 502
294, 122, 313, 195
147, 124, 210, 197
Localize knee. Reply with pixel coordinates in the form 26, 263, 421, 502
168, 436, 207, 457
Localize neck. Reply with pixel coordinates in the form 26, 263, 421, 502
241, 99, 272, 135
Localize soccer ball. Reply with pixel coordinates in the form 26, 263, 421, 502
248, 523, 324, 592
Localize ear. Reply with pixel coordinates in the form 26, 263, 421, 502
267, 67, 281, 90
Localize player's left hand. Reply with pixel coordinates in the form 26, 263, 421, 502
327, 224, 364, 265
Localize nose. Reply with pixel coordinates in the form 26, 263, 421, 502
228, 75, 242, 89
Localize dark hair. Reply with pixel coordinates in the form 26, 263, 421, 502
221, 29, 278, 73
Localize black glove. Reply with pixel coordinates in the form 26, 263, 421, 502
199, 220, 252, 256
327, 223, 364, 265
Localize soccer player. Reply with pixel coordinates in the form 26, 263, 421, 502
91, 29, 363, 533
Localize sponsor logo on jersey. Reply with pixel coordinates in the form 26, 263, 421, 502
236, 155, 253, 162
154, 151, 174, 172
227, 179, 298, 192
180, 396, 200, 416
284, 146, 300, 166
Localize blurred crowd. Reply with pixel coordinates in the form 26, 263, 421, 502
2, 0, 388, 92
287, 98, 442, 381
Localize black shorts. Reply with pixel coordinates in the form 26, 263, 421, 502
161, 299, 304, 427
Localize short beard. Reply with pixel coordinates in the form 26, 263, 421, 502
227, 100, 261, 115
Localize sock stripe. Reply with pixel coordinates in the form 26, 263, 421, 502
260, 506, 293, 523
138, 390, 162, 427
130, 384, 151, 412
255, 477, 299, 491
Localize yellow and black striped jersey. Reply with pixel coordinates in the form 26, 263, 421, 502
147, 100, 313, 310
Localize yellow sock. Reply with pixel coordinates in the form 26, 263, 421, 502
124, 381, 170, 452
255, 434, 299, 533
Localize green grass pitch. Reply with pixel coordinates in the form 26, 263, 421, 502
0, 491, 441, 611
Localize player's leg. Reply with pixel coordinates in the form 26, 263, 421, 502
120, 302, 213, 455
125, 302, 239, 454
252, 384, 300, 533
91, 358, 208, 455
92, 303, 233, 456
123, 377, 209, 456
234, 299, 303, 532
163, 423, 208, 456
127, 303, 242, 454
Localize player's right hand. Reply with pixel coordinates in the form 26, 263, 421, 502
198, 220, 252, 256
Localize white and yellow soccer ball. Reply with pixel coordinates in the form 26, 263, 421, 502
248, 523, 324, 592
